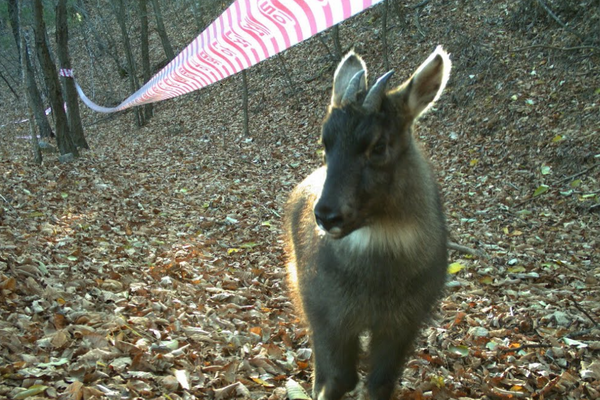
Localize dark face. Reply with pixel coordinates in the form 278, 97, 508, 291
314, 103, 408, 238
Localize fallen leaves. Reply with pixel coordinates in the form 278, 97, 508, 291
1, 1, 600, 399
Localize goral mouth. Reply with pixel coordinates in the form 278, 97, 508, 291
319, 223, 365, 240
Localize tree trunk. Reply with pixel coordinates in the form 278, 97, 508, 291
11, 0, 54, 138
32, 0, 78, 156
24, 48, 55, 139
151, 0, 175, 61
18, 1, 42, 164
113, 0, 144, 126
9, 0, 53, 138
332, 25, 342, 60
56, 0, 89, 149
242, 70, 249, 137
7, 0, 22, 73
189, 0, 204, 32
139, 0, 153, 121
382, 0, 390, 71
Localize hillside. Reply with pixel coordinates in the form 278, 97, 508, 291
0, 0, 599, 399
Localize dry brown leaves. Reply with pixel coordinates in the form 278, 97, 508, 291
1, 0, 599, 399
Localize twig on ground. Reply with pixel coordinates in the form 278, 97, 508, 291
411, 0, 431, 8
500, 343, 551, 353
533, 376, 561, 399
262, 205, 281, 218
515, 163, 600, 207
483, 384, 528, 398
0, 193, 16, 213
563, 328, 599, 338
447, 241, 488, 258
570, 296, 600, 327
512, 44, 600, 53
558, 163, 600, 184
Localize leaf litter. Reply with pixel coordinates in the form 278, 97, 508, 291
1, 1, 599, 399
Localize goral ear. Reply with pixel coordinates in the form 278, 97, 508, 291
389, 46, 451, 121
331, 51, 368, 108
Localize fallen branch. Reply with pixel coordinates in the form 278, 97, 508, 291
447, 241, 488, 258
512, 44, 600, 53
411, 0, 431, 8
558, 163, 600, 184
563, 328, 598, 339
570, 296, 599, 327
533, 376, 561, 399
483, 384, 528, 398
0, 193, 16, 213
500, 343, 551, 353
515, 163, 600, 207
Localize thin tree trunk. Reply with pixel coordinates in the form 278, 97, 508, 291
393, 0, 406, 27
242, 70, 249, 137
139, 0, 153, 121
32, 0, 78, 157
189, 0, 204, 32
76, 0, 119, 101
24, 48, 54, 139
382, 0, 390, 71
151, 0, 175, 61
113, 0, 144, 126
18, 3, 42, 164
56, 0, 89, 149
277, 53, 297, 96
332, 25, 342, 60
7, 0, 22, 73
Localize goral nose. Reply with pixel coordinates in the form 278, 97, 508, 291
314, 205, 343, 233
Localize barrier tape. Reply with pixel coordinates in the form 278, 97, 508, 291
59, 68, 74, 78
68, 0, 383, 113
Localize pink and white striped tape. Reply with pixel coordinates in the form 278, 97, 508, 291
72, 0, 383, 113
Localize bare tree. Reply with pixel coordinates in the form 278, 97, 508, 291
188, 0, 205, 32
33, 0, 78, 156
7, 0, 22, 73
18, 3, 42, 164
112, 0, 144, 126
7, 0, 53, 138
56, 0, 89, 149
139, 0, 153, 122
151, 0, 176, 61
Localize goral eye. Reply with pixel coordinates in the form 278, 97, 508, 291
372, 141, 386, 156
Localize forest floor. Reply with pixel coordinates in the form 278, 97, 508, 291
1, 1, 599, 399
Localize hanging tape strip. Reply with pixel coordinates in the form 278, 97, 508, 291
59, 69, 74, 78
69, 0, 383, 113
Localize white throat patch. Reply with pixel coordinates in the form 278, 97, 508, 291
341, 223, 423, 257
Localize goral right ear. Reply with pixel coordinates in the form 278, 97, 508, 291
389, 46, 451, 121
